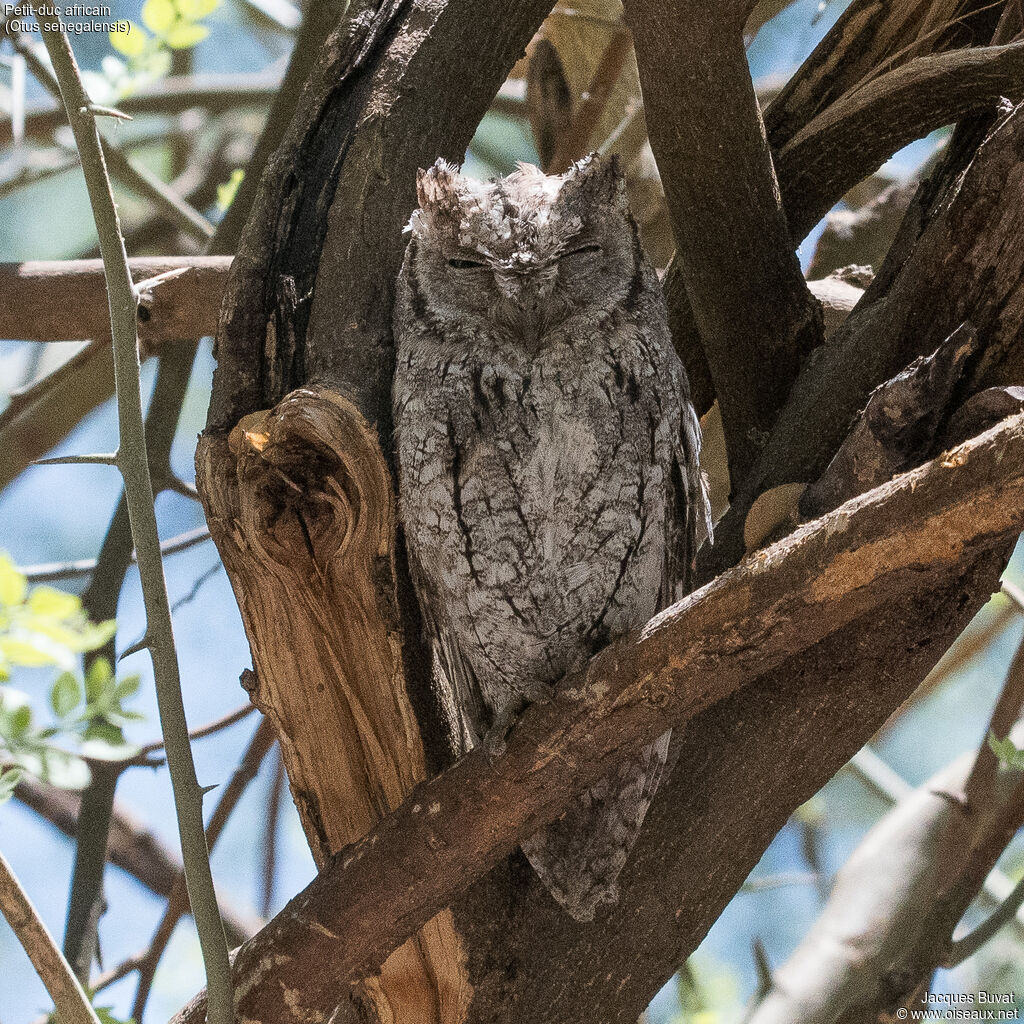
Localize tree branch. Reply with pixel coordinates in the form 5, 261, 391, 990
178, 410, 1024, 1024
776, 38, 1024, 243
0, 257, 230, 346
0, 70, 282, 146
0, 850, 100, 1024
622, 0, 821, 485
670, 35, 1024, 422
702, 95, 1024, 578
35, 15, 233, 1022
12, 775, 261, 947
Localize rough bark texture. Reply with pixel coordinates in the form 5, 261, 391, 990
189, 2, 1024, 1023
670, 0, 1011, 421
196, 2, 553, 1022
180, 412, 1024, 1024
196, 391, 470, 1023
703, 97, 1024, 577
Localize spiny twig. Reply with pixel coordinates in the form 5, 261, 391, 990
34, 15, 233, 1024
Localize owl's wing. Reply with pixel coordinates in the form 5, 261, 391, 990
663, 362, 714, 605
404, 544, 488, 760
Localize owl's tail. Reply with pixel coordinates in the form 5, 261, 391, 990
520, 728, 672, 922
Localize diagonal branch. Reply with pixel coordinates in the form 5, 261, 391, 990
776, 38, 1024, 243
0, 850, 100, 1024
670, 36, 1024, 420
178, 410, 1024, 1024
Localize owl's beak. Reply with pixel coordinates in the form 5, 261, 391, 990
495, 271, 551, 353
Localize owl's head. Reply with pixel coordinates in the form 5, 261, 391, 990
403, 155, 641, 349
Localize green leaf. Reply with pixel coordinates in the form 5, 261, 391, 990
113, 709, 146, 723
165, 22, 209, 48
50, 672, 82, 718
81, 721, 128, 750
27, 586, 81, 620
139, 49, 173, 78
0, 555, 26, 606
113, 674, 141, 701
94, 1003, 135, 1024
176, 0, 221, 19
216, 167, 245, 213
7, 704, 32, 738
110, 21, 149, 57
85, 658, 114, 704
142, 0, 177, 34
988, 731, 1024, 770
0, 766, 23, 803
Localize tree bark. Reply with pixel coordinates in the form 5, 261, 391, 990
190, 3, 1024, 1023
180, 410, 1024, 1024
196, 2, 553, 1021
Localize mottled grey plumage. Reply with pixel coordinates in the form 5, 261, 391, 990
393, 156, 710, 922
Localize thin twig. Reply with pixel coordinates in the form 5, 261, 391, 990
0, 68, 283, 145
943, 871, 1024, 966
136, 703, 257, 759
4, 20, 214, 241
19, 526, 212, 582
35, 16, 233, 1024
132, 718, 277, 1022
0, 849, 100, 1024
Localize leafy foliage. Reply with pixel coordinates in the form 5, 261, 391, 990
215, 167, 245, 213
987, 731, 1024, 771
0, 554, 141, 801
88, 0, 222, 101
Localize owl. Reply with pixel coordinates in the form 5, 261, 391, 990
392, 155, 711, 922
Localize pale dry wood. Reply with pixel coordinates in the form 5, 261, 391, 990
179, 410, 1024, 1024
196, 387, 470, 1024
202, 2, 555, 1019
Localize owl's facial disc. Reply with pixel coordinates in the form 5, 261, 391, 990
409, 156, 638, 350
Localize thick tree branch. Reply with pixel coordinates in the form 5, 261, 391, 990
702, 96, 1024, 577
670, 35, 1024, 420
622, 0, 821, 485
179, 411, 1024, 1024
776, 38, 1024, 243
199, 3, 556, 1020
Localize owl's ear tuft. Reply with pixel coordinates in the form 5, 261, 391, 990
416, 158, 464, 220
558, 153, 628, 212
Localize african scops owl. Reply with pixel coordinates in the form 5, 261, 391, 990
393, 155, 710, 922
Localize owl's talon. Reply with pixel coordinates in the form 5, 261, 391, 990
482, 711, 516, 764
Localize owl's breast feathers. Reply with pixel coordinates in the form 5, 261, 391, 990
395, 315, 683, 714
